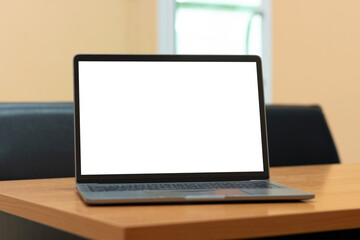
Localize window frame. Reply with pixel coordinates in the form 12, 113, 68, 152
157, 0, 272, 102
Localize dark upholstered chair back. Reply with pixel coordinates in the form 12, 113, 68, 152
266, 105, 340, 167
0, 103, 339, 180
0, 103, 75, 180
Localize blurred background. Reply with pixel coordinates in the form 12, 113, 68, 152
1, 0, 359, 164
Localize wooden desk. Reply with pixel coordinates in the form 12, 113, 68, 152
1, 164, 360, 240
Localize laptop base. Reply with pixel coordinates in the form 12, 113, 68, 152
77, 181, 314, 205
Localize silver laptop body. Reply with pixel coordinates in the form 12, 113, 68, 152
73, 54, 314, 204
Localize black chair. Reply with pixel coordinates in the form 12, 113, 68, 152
0, 103, 339, 181
266, 105, 340, 167
0, 102, 75, 180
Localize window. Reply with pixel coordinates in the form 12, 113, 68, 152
157, 0, 272, 102
175, 0, 262, 55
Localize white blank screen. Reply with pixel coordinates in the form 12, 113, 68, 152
79, 61, 264, 175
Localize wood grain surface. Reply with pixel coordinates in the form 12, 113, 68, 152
1, 164, 360, 240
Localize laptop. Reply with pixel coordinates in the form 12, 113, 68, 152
73, 54, 314, 204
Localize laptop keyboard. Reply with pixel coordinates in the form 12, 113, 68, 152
88, 181, 281, 192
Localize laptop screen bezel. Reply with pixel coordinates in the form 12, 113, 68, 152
73, 54, 270, 183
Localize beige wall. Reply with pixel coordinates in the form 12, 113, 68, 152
272, 0, 360, 163
127, 0, 157, 54
0, 0, 157, 102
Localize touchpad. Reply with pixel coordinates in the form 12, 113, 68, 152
212, 189, 248, 195
179, 189, 247, 196
147, 189, 248, 198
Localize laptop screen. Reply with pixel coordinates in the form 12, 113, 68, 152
77, 57, 265, 176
